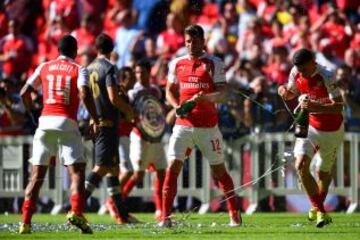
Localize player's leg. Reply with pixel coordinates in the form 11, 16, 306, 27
122, 171, 144, 198
124, 131, 147, 199
20, 129, 54, 234
316, 125, 344, 204
67, 163, 92, 234
315, 126, 344, 227
107, 136, 133, 217
60, 129, 93, 233
160, 125, 193, 227
84, 128, 108, 199
119, 136, 133, 189
106, 167, 130, 224
154, 168, 166, 221
197, 126, 241, 226
293, 127, 325, 222
152, 142, 167, 221
20, 165, 48, 234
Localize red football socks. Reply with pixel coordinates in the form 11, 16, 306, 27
217, 172, 238, 211
71, 193, 85, 215
154, 176, 164, 212
22, 199, 36, 224
318, 191, 327, 204
309, 194, 326, 213
162, 169, 180, 219
122, 178, 137, 199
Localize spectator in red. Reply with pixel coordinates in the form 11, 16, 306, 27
264, 19, 288, 54
236, 17, 266, 60
311, 7, 350, 61
38, 16, 70, 63
0, 4, 9, 39
257, 0, 278, 23
103, 0, 133, 40
0, 19, 34, 81
289, 16, 312, 52
49, 0, 80, 31
156, 12, 184, 58
263, 46, 291, 85
71, 15, 98, 62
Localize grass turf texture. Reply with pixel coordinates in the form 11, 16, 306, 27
1, 213, 360, 239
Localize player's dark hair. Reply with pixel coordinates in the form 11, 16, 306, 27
184, 24, 205, 39
58, 34, 77, 58
135, 58, 151, 72
292, 48, 314, 66
95, 33, 114, 55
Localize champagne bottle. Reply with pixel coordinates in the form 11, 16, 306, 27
294, 109, 309, 138
176, 100, 196, 118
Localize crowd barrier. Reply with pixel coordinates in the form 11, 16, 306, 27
0, 132, 358, 214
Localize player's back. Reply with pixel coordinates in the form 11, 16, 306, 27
87, 58, 118, 125
40, 57, 81, 121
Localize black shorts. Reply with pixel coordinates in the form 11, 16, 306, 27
94, 127, 119, 166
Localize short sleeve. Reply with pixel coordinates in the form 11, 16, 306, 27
286, 66, 300, 95
77, 66, 89, 89
167, 58, 178, 84
321, 69, 341, 99
26, 63, 45, 89
105, 65, 118, 87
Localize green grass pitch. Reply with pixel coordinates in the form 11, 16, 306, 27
1, 212, 360, 239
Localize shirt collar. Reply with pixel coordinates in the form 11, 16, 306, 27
57, 55, 75, 62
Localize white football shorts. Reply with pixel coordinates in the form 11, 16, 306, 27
129, 131, 167, 172
294, 124, 344, 172
30, 128, 86, 166
119, 136, 133, 173
167, 125, 224, 165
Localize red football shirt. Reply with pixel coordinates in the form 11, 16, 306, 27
26, 56, 88, 121
167, 53, 226, 128
287, 65, 343, 131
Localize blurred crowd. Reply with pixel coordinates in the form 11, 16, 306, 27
0, 0, 359, 137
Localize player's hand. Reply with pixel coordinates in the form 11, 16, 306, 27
190, 91, 204, 102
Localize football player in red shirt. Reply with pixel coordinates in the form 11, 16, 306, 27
19, 35, 99, 234
278, 48, 344, 228
160, 24, 242, 228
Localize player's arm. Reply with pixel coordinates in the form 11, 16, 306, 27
20, 63, 43, 111
78, 67, 100, 127
79, 86, 99, 125
304, 96, 344, 114
278, 85, 297, 101
165, 58, 180, 108
106, 66, 135, 122
194, 82, 227, 103
278, 67, 299, 101
165, 81, 179, 108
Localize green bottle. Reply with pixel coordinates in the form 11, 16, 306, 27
294, 109, 309, 138
176, 100, 197, 118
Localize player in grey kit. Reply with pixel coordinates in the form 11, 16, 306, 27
83, 33, 137, 224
